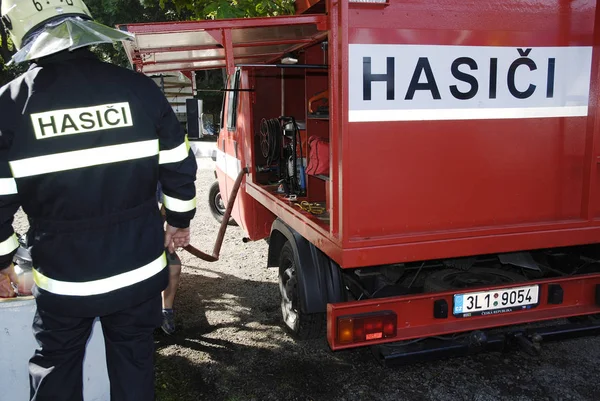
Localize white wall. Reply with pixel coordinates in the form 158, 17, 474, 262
0, 298, 110, 401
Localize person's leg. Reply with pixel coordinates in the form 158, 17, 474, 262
161, 253, 181, 310
161, 251, 181, 334
29, 307, 95, 401
100, 295, 162, 401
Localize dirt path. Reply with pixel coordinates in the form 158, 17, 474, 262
150, 157, 600, 401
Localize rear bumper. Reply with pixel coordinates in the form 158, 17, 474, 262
327, 273, 600, 351
373, 316, 600, 366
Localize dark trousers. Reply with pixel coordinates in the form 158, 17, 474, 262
28, 295, 162, 401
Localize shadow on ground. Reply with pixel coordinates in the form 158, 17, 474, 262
152, 266, 364, 401
150, 265, 600, 401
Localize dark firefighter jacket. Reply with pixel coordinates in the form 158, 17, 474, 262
0, 48, 197, 317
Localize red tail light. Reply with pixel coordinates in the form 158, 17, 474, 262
337, 311, 397, 344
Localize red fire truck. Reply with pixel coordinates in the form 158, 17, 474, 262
119, 0, 600, 364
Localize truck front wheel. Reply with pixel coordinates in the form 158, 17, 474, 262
208, 181, 237, 226
278, 241, 325, 340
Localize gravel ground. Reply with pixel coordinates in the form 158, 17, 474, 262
14, 156, 600, 401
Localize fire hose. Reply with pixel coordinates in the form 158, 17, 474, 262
183, 167, 249, 262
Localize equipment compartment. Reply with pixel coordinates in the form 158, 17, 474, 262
250, 41, 331, 228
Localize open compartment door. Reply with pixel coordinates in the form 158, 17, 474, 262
117, 14, 328, 75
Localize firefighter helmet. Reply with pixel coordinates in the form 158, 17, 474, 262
1, 0, 93, 50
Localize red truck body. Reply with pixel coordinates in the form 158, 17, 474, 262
119, 0, 600, 363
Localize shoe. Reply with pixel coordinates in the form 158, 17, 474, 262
161, 308, 176, 335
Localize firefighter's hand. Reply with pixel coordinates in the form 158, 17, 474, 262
164, 224, 190, 254
0, 264, 18, 298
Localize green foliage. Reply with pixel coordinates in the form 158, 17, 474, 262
84, 0, 196, 68
164, 0, 295, 19
83, 0, 295, 67
0, 62, 26, 87
0, 23, 24, 86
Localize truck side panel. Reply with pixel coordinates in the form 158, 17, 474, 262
341, 0, 600, 260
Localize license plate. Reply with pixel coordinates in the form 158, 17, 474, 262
453, 285, 539, 318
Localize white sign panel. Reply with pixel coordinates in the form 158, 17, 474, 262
348, 44, 593, 122
31, 102, 133, 139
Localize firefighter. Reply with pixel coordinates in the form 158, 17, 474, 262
0, 1, 197, 400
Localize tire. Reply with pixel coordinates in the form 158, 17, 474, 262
423, 267, 527, 293
208, 181, 237, 226
278, 241, 325, 340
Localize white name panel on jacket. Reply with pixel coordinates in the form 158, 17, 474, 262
31, 102, 133, 139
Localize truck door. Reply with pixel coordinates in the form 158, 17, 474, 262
217, 69, 245, 228
214, 74, 230, 211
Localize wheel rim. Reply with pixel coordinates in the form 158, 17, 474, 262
279, 259, 299, 330
214, 192, 226, 215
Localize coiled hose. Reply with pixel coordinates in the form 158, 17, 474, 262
260, 118, 281, 167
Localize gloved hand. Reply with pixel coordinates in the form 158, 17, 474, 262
164, 224, 190, 254
0, 264, 18, 298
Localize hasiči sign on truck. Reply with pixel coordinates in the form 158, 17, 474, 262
349, 45, 592, 121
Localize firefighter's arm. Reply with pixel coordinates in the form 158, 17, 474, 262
0, 97, 21, 296
0, 160, 20, 269
0, 162, 20, 271
156, 86, 198, 230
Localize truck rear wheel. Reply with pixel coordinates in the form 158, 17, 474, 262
278, 241, 325, 340
208, 181, 237, 226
